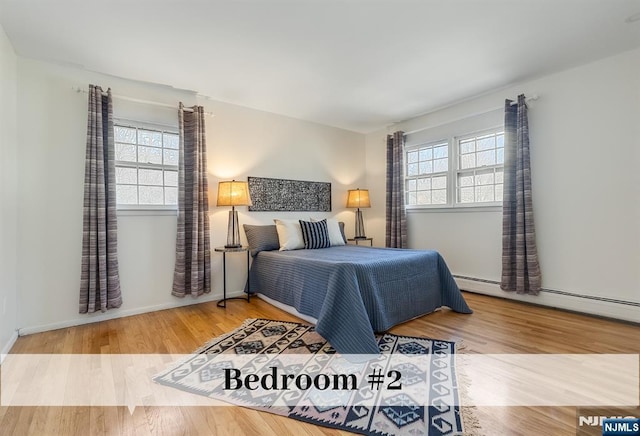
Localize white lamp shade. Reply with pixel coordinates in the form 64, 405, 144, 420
346, 189, 371, 208
217, 180, 252, 207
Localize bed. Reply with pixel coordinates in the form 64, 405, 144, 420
244, 224, 472, 356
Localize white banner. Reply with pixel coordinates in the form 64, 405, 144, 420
1, 353, 637, 410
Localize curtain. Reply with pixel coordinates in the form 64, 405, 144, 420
501, 94, 541, 295
172, 103, 211, 297
385, 131, 407, 248
79, 85, 122, 313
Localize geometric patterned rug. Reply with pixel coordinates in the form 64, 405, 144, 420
154, 318, 467, 435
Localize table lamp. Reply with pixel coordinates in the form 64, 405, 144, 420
346, 188, 371, 239
217, 180, 252, 248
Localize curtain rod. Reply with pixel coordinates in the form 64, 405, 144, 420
72, 87, 214, 116
400, 94, 539, 136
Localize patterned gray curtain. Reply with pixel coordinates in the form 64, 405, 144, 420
385, 131, 407, 248
79, 85, 122, 313
501, 94, 541, 295
172, 103, 211, 297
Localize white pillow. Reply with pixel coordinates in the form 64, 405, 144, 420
274, 219, 305, 251
312, 218, 346, 246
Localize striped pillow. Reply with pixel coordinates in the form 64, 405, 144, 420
299, 219, 331, 249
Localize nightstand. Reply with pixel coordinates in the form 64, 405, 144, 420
347, 238, 373, 246
214, 246, 250, 308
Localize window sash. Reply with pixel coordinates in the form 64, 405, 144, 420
456, 166, 503, 204
405, 172, 448, 206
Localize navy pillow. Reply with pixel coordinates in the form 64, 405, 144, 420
299, 219, 331, 249
243, 224, 280, 256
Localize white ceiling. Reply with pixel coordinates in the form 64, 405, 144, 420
1, 0, 640, 133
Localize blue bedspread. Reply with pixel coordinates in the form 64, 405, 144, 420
247, 245, 472, 355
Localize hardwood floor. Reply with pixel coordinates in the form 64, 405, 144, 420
2, 291, 638, 435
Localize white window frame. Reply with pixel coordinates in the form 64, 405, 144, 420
404, 125, 504, 210
114, 119, 179, 212
454, 127, 504, 208
404, 140, 450, 208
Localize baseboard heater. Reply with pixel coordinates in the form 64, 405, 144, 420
453, 275, 640, 308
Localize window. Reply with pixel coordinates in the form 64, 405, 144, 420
405, 126, 504, 208
456, 130, 504, 204
405, 142, 448, 206
114, 123, 179, 208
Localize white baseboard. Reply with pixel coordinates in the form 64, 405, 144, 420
455, 278, 640, 324
1, 330, 19, 364
17, 289, 247, 337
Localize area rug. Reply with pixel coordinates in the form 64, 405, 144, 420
154, 318, 470, 435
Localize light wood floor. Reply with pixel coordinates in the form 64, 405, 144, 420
1, 292, 638, 435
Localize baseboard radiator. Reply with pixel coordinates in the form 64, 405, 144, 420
453, 275, 640, 324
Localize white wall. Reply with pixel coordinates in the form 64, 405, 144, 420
16, 58, 365, 334
366, 49, 640, 322
0, 24, 19, 358
11, 46, 639, 335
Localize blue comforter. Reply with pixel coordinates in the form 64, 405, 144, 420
247, 245, 472, 355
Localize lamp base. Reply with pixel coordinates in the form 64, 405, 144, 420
226, 209, 241, 248
354, 209, 366, 239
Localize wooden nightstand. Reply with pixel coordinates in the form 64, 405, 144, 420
214, 246, 250, 308
347, 238, 373, 246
